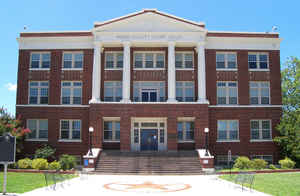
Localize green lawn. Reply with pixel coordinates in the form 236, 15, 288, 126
0, 172, 77, 193
220, 172, 300, 196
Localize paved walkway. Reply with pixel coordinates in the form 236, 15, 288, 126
20, 174, 270, 196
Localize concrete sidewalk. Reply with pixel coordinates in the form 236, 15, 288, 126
19, 174, 270, 196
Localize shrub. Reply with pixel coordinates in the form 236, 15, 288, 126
8, 162, 18, 169
233, 156, 251, 169
59, 154, 77, 171
279, 157, 296, 169
17, 158, 32, 169
32, 158, 48, 170
251, 159, 268, 170
34, 144, 56, 160
269, 164, 277, 170
48, 161, 61, 170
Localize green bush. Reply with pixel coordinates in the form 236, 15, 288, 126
32, 158, 48, 170
59, 154, 77, 171
269, 164, 277, 170
48, 161, 61, 170
251, 159, 268, 170
279, 157, 296, 169
17, 158, 32, 169
8, 162, 18, 169
34, 144, 56, 160
233, 156, 252, 169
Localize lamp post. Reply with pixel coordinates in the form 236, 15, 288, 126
88, 127, 94, 156
204, 128, 209, 156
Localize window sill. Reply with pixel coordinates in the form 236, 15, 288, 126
62, 68, 83, 71
29, 68, 50, 71
249, 69, 270, 72
250, 139, 273, 142
104, 68, 123, 71
25, 139, 48, 142
178, 140, 195, 143
175, 68, 194, 71
133, 68, 165, 71
216, 140, 240, 143
58, 139, 82, 143
216, 68, 237, 71
103, 140, 120, 143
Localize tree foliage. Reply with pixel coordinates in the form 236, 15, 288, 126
0, 107, 31, 153
274, 57, 300, 167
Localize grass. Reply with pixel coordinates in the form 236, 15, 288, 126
220, 172, 300, 196
0, 172, 77, 193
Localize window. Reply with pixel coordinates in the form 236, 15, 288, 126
216, 52, 237, 69
250, 82, 270, 104
251, 155, 273, 164
248, 53, 269, 70
176, 82, 195, 102
217, 82, 238, 104
217, 120, 239, 141
103, 121, 120, 141
251, 120, 272, 140
133, 82, 165, 102
27, 119, 48, 140
63, 52, 83, 69
177, 121, 194, 142
60, 120, 81, 141
175, 52, 194, 69
104, 81, 122, 102
216, 155, 239, 166
105, 52, 123, 69
134, 52, 165, 69
29, 81, 49, 104
61, 81, 82, 104
30, 52, 51, 69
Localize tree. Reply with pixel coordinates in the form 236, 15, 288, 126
274, 57, 300, 167
0, 107, 31, 154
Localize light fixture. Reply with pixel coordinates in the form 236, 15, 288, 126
89, 127, 94, 133
204, 128, 209, 133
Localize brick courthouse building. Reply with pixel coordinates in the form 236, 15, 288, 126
16, 9, 282, 166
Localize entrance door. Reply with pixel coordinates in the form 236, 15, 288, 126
140, 129, 158, 151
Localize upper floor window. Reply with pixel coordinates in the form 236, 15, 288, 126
27, 119, 48, 140
177, 121, 194, 142
216, 52, 237, 69
61, 81, 82, 105
105, 52, 123, 69
133, 81, 165, 102
250, 82, 270, 104
103, 121, 120, 141
60, 120, 81, 141
29, 81, 49, 104
217, 82, 238, 105
134, 52, 165, 69
175, 52, 194, 69
217, 120, 239, 141
63, 52, 83, 69
176, 81, 195, 102
104, 81, 122, 102
248, 53, 269, 70
30, 52, 51, 69
250, 120, 272, 141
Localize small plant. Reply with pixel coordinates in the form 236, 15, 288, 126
32, 158, 48, 170
17, 158, 32, 169
269, 164, 277, 170
279, 157, 296, 169
34, 144, 56, 160
251, 159, 268, 170
59, 154, 77, 171
48, 161, 61, 170
233, 156, 252, 169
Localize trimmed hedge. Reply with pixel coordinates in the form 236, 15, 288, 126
17, 158, 32, 169
279, 157, 296, 169
32, 158, 48, 170
48, 161, 61, 170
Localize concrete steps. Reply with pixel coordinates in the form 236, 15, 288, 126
94, 150, 203, 175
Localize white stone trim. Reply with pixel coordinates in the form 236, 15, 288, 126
167, 41, 177, 102
91, 42, 102, 103
89, 101, 209, 104
216, 140, 240, 143
16, 104, 89, 108
197, 42, 208, 103
83, 148, 101, 159
121, 41, 131, 102
250, 139, 273, 142
209, 105, 282, 108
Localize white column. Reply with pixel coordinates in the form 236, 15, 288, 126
90, 42, 102, 103
121, 41, 131, 102
167, 41, 177, 102
197, 42, 208, 103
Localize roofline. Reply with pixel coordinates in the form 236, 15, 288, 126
207, 31, 279, 38
20, 31, 92, 37
94, 9, 205, 28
